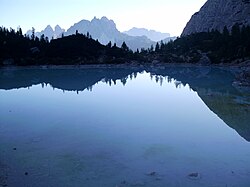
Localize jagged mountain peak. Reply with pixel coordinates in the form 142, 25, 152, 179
90, 16, 117, 29
44, 25, 53, 31
100, 16, 109, 21
25, 16, 173, 50
65, 16, 154, 50
25, 24, 64, 39
55, 25, 62, 30
54, 25, 65, 37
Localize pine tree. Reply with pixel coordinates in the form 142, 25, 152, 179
107, 41, 112, 48
18, 27, 23, 36
155, 42, 160, 52
121, 42, 129, 51
40, 34, 45, 43
222, 26, 229, 37
31, 27, 35, 40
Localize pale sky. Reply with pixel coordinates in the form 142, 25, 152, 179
0, 0, 207, 36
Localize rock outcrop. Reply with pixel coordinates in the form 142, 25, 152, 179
182, 0, 250, 36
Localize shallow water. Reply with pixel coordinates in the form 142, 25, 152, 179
0, 66, 250, 187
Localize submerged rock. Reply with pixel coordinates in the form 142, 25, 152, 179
145, 171, 156, 176
187, 172, 201, 180
30, 47, 40, 54
130, 181, 145, 186
198, 53, 211, 65
234, 70, 250, 87
3, 58, 14, 66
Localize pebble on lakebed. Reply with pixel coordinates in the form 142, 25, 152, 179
116, 180, 145, 187
145, 171, 157, 176
187, 172, 201, 180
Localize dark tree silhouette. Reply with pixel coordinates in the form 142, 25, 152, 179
121, 42, 129, 51
31, 27, 35, 40
0, 26, 137, 65
1, 24, 250, 66
17, 27, 22, 36
155, 42, 160, 52
106, 41, 112, 48
152, 23, 250, 63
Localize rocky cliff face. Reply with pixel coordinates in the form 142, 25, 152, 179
182, 0, 250, 36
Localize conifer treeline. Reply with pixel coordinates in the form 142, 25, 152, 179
1, 24, 250, 65
151, 24, 250, 63
0, 27, 134, 65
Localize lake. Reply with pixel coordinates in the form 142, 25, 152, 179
0, 65, 250, 187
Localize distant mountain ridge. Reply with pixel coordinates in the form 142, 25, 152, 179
26, 25, 64, 39
65, 16, 154, 51
25, 17, 175, 51
124, 27, 170, 42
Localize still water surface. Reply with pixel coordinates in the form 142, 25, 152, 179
0, 66, 250, 187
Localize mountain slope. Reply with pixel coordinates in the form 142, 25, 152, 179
182, 0, 250, 36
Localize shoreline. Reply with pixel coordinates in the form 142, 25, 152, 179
1, 62, 249, 88
0, 61, 249, 69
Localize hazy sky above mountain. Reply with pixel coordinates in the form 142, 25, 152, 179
1, 0, 207, 36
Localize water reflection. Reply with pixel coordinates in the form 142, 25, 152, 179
1, 66, 249, 142
1, 66, 250, 187
148, 66, 250, 142
0, 67, 142, 92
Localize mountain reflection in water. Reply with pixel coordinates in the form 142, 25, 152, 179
1, 66, 249, 142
